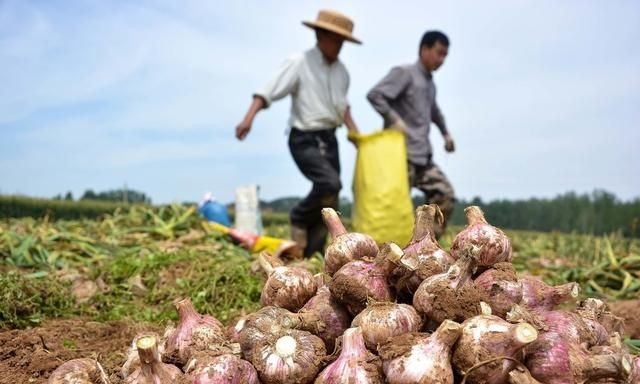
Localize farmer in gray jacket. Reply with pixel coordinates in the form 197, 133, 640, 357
367, 31, 455, 238
235, 10, 361, 257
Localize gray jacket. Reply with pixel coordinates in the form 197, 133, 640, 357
367, 61, 448, 166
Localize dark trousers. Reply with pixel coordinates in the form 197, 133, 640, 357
408, 159, 456, 239
288, 128, 341, 257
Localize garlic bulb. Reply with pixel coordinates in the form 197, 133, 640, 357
379, 320, 462, 384
124, 335, 183, 383
352, 302, 422, 351
315, 327, 384, 383
250, 329, 326, 384
322, 208, 379, 276
258, 252, 317, 312
48, 358, 109, 384
185, 352, 259, 384
451, 206, 512, 267
163, 297, 225, 366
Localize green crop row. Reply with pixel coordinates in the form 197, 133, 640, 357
0, 195, 130, 220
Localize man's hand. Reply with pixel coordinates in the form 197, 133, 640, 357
236, 96, 265, 141
235, 120, 252, 140
393, 118, 407, 133
444, 134, 455, 152
343, 106, 359, 147
383, 112, 406, 132
347, 129, 359, 147
384, 115, 407, 133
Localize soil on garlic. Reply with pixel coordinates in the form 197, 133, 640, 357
377, 332, 426, 361
475, 262, 520, 314
607, 299, 640, 338
394, 257, 446, 295
413, 257, 447, 280
361, 360, 385, 384
419, 280, 483, 323
453, 340, 522, 384
260, 268, 314, 311
0, 318, 161, 384
483, 262, 518, 281
330, 269, 392, 314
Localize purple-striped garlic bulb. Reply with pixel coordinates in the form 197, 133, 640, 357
48, 358, 109, 384
452, 315, 538, 384
258, 252, 316, 312
393, 204, 455, 295
352, 302, 422, 351
451, 206, 512, 267
250, 329, 326, 384
519, 276, 579, 311
235, 306, 319, 359
315, 327, 384, 383
163, 298, 225, 366
378, 320, 462, 384
474, 262, 523, 318
542, 309, 609, 349
322, 208, 379, 275
185, 352, 259, 384
299, 274, 351, 352
526, 332, 631, 384
329, 243, 402, 315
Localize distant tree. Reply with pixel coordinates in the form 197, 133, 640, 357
81, 189, 97, 200
80, 188, 151, 204
64, 191, 73, 201
471, 196, 484, 206
263, 197, 303, 213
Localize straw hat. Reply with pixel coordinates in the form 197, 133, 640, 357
302, 9, 361, 44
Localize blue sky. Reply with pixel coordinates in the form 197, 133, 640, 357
1, 0, 638, 204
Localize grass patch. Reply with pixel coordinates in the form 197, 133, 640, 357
90, 237, 264, 324
0, 271, 77, 328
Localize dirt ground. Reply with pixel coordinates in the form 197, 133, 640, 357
0, 318, 161, 384
607, 299, 640, 339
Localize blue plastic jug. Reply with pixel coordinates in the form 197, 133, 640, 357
199, 200, 231, 227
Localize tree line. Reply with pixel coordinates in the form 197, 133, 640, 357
265, 190, 639, 238
445, 190, 639, 238
53, 188, 151, 204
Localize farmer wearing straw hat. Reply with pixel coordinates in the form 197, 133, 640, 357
235, 10, 361, 257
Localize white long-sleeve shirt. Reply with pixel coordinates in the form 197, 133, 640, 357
254, 46, 350, 131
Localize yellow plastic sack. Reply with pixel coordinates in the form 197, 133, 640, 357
351, 129, 414, 245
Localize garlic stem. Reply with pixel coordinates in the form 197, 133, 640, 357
321, 208, 347, 238
257, 252, 275, 275
464, 206, 488, 226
